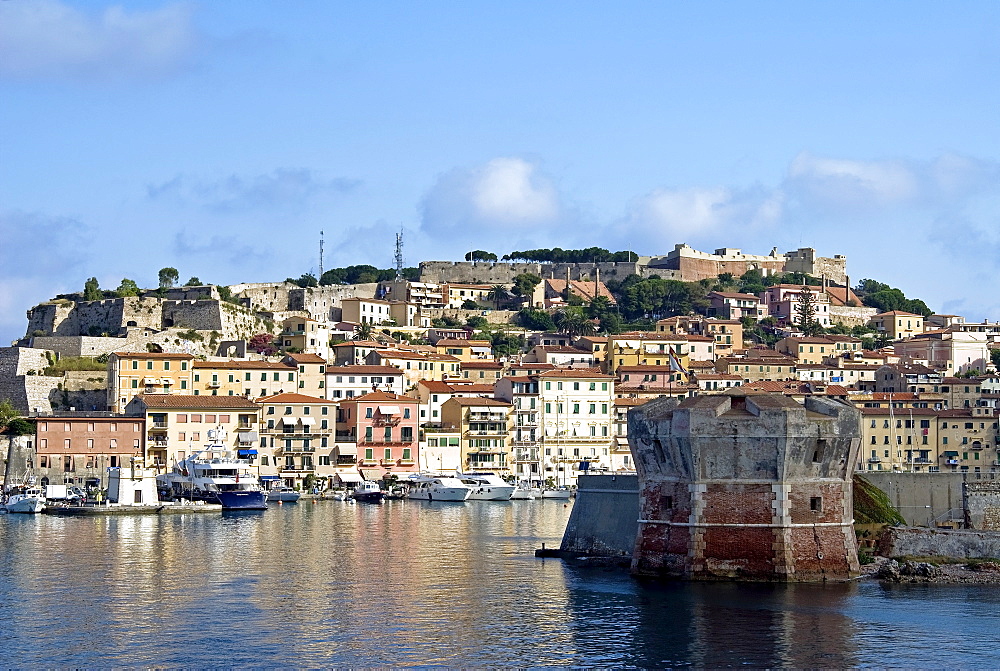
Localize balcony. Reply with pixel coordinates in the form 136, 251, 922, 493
465, 429, 507, 437
361, 439, 415, 447
335, 431, 356, 441
279, 466, 313, 473
468, 412, 507, 422
149, 422, 168, 432
148, 438, 169, 448
422, 423, 458, 433
945, 459, 960, 466
277, 446, 316, 454
208, 380, 221, 388
867, 457, 882, 463
374, 417, 401, 426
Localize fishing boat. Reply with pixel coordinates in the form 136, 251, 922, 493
3, 486, 46, 514
350, 480, 385, 503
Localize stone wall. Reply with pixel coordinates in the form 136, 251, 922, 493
877, 526, 1000, 560
1, 434, 35, 492
860, 472, 965, 527
629, 393, 861, 582
289, 284, 379, 320
560, 474, 640, 558
420, 308, 518, 326
965, 480, 1000, 530
419, 261, 644, 284
829, 305, 878, 328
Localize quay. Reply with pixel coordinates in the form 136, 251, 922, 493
43, 502, 223, 516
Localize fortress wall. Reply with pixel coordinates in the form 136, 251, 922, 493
830, 306, 878, 327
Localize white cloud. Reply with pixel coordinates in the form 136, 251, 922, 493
147, 169, 360, 213
621, 184, 783, 250
421, 157, 560, 236
787, 152, 918, 209
0, 0, 197, 79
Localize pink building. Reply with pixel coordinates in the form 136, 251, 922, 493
337, 391, 419, 478
759, 284, 831, 327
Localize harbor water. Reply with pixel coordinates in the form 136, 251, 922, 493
2, 499, 998, 667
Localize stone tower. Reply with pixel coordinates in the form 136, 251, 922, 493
628, 392, 861, 582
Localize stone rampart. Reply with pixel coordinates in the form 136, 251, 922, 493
830, 306, 878, 327
419, 261, 644, 284
965, 479, 1000, 530
877, 526, 1000, 560
560, 474, 640, 557
420, 308, 518, 325
629, 393, 861, 581
860, 472, 965, 527
290, 284, 379, 320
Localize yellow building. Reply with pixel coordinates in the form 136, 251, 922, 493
869, 311, 925, 340
604, 333, 693, 375
440, 397, 514, 475
124, 394, 260, 472
859, 407, 938, 472
192, 360, 298, 399
365, 349, 461, 389
257, 392, 342, 491
284, 353, 328, 398
108, 352, 196, 413
937, 408, 999, 473
775, 337, 840, 365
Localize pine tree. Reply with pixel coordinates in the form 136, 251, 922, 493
795, 284, 817, 332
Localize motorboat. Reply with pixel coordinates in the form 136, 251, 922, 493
540, 486, 572, 500
3, 487, 46, 514
509, 485, 536, 500
266, 486, 301, 503
405, 475, 471, 502
457, 473, 515, 501
351, 480, 385, 503
157, 440, 267, 510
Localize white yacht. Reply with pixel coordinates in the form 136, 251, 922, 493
458, 473, 515, 501
510, 484, 536, 500
3, 487, 46, 514
540, 486, 572, 500
405, 475, 471, 502
157, 434, 267, 510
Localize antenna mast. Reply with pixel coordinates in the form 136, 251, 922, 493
319, 230, 325, 280
394, 228, 404, 280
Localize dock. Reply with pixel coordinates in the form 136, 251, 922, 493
43, 502, 223, 516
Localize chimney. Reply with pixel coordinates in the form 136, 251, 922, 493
595, 267, 600, 302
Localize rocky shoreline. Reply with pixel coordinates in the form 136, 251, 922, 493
861, 556, 1000, 584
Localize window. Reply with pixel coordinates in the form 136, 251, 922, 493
404, 408, 410, 419
573, 404, 580, 414
384, 448, 392, 461
366, 407, 373, 418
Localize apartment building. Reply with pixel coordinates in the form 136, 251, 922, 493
107, 352, 196, 413
440, 397, 514, 475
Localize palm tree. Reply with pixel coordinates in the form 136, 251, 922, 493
554, 309, 597, 338
487, 284, 509, 311
353, 321, 375, 341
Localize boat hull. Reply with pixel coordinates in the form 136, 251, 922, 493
509, 488, 536, 500
466, 485, 515, 501
4, 497, 45, 513
408, 488, 470, 501
351, 492, 385, 503
540, 489, 572, 500
266, 492, 301, 503
216, 490, 268, 510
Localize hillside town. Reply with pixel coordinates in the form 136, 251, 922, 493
2, 243, 998, 495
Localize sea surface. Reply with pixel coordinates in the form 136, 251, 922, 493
1, 499, 998, 668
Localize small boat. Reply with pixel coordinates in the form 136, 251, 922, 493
458, 473, 515, 501
406, 475, 471, 502
329, 491, 349, 501
3, 487, 46, 514
266, 486, 301, 503
351, 480, 385, 503
509, 485, 536, 500
540, 486, 572, 500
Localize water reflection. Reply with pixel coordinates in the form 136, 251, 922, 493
2, 503, 999, 667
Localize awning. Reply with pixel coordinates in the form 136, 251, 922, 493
336, 472, 363, 483
238, 431, 259, 444
237, 449, 258, 456
360, 468, 383, 480
943, 451, 959, 456
336, 444, 358, 457
281, 417, 296, 425
377, 405, 400, 415
300, 417, 316, 426
260, 475, 281, 481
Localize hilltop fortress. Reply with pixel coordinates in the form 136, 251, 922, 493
418, 245, 847, 286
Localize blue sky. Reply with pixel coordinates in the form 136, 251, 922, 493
3, 1, 1000, 345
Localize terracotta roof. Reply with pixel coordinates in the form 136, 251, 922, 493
459, 384, 497, 394
859, 407, 940, 415
873, 310, 923, 317
113, 352, 194, 359
285, 353, 326, 363
257, 393, 337, 404
332, 340, 382, 348
532, 345, 593, 354
825, 286, 863, 307
327, 365, 403, 375
194, 360, 295, 370
131, 394, 259, 409
614, 398, 651, 407
346, 390, 416, 403
709, 291, 762, 301
537, 369, 613, 379
460, 360, 503, 369
695, 374, 744, 380
444, 397, 511, 407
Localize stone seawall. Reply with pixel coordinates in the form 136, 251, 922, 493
559, 474, 640, 558
878, 526, 1000, 560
